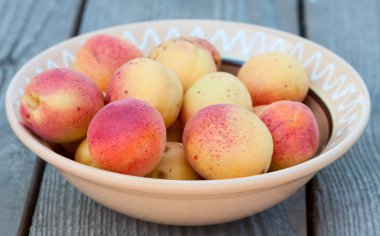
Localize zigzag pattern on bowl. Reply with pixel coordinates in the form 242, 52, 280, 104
18, 27, 365, 150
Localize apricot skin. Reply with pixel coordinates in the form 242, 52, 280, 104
87, 99, 166, 176
238, 52, 309, 105
183, 104, 273, 180
181, 72, 253, 126
258, 101, 319, 171
106, 58, 183, 127
74, 34, 143, 91
149, 37, 217, 91
20, 68, 104, 143
146, 142, 202, 180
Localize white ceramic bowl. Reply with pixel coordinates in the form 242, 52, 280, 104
6, 20, 370, 226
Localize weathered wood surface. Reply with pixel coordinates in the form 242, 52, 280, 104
0, 0, 81, 235
304, 0, 380, 235
29, 0, 307, 235
31, 164, 305, 236
78, 0, 299, 34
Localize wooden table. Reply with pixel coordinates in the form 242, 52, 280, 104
1, 0, 379, 235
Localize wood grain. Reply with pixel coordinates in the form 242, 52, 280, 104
79, 0, 299, 34
31, 165, 306, 236
0, 0, 82, 235
29, 0, 307, 235
304, 0, 380, 235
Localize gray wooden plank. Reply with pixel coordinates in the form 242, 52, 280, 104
0, 0, 82, 235
32, 165, 306, 236
78, 0, 299, 34
30, 0, 306, 235
304, 0, 380, 235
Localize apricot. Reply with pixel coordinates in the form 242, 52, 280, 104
146, 142, 202, 180
258, 101, 319, 171
183, 104, 273, 180
149, 37, 217, 91
181, 72, 252, 125
20, 69, 104, 143
179, 36, 221, 69
106, 58, 183, 127
75, 139, 98, 168
74, 34, 143, 91
238, 52, 309, 105
87, 99, 166, 176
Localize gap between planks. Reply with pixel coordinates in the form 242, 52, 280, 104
297, 0, 318, 235
16, 0, 88, 235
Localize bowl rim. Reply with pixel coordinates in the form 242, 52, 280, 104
5, 19, 371, 196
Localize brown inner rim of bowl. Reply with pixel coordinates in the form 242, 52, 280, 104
221, 59, 333, 156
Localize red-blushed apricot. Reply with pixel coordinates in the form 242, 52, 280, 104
179, 36, 221, 69
238, 52, 309, 105
149, 37, 217, 91
183, 104, 273, 180
75, 139, 98, 168
106, 58, 183, 127
146, 142, 202, 180
181, 72, 253, 126
20, 68, 104, 143
74, 34, 143, 91
258, 101, 319, 171
87, 98, 166, 176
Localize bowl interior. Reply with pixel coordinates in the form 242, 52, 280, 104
5, 20, 370, 190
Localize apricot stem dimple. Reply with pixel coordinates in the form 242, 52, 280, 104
23, 93, 41, 110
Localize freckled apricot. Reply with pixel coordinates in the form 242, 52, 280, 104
238, 52, 309, 105
258, 101, 319, 171
181, 72, 252, 126
183, 104, 273, 180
